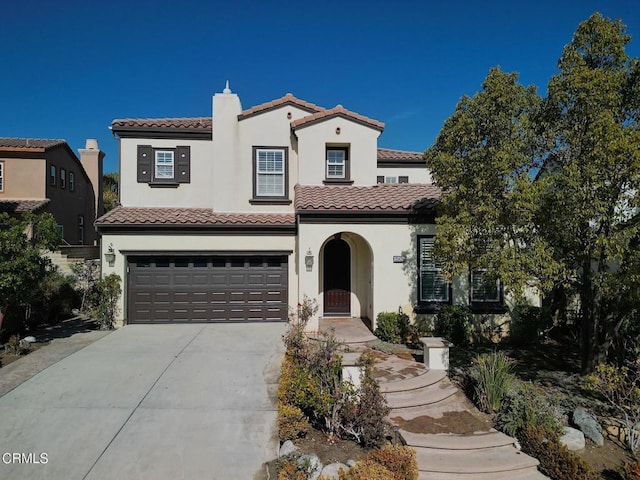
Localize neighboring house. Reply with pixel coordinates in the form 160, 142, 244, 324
0, 138, 104, 246
97, 85, 512, 329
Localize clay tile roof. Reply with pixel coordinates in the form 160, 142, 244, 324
294, 184, 441, 212
0, 138, 66, 150
96, 207, 296, 227
291, 105, 384, 131
0, 199, 50, 213
238, 93, 326, 120
377, 148, 424, 163
111, 118, 212, 130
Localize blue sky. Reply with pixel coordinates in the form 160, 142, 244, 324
1, 0, 638, 173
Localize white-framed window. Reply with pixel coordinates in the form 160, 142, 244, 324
69, 171, 75, 191
155, 151, 175, 179
385, 176, 398, 184
50, 165, 56, 186
256, 148, 285, 196
0, 162, 3, 191
60, 168, 66, 189
77, 215, 84, 245
470, 270, 501, 302
326, 149, 346, 179
377, 175, 409, 184
419, 237, 449, 302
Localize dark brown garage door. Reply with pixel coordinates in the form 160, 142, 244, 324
127, 255, 288, 323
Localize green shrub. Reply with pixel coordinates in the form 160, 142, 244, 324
277, 355, 318, 417
87, 274, 121, 330
340, 458, 395, 480
375, 311, 410, 344
277, 403, 310, 440
469, 351, 515, 413
276, 455, 308, 480
518, 425, 598, 480
495, 383, 562, 437
509, 305, 550, 345
29, 272, 79, 327
341, 445, 418, 480
618, 459, 640, 480
5, 335, 30, 355
433, 305, 472, 345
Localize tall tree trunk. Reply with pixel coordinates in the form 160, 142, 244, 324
580, 259, 598, 374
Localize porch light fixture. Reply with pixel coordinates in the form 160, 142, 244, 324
104, 244, 116, 267
304, 249, 314, 272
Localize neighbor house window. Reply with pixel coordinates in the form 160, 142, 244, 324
69, 171, 75, 191
50, 165, 56, 186
470, 270, 501, 302
418, 236, 450, 303
60, 168, 66, 189
77, 216, 84, 245
155, 151, 174, 179
253, 147, 288, 200
0, 162, 3, 191
377, 175, 409, 184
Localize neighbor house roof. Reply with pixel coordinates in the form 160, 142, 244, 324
111, 118, 212, 130
377, 148, 424, 163
238, 93, 325, 120
291, 105, 384, 132
0, 138, 67, 151
0, 199, 50, 213
96, 207, 296, 231
294, 184, 440, 212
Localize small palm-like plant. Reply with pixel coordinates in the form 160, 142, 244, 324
470, 351, 515, 413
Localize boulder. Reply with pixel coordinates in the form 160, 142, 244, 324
320, 462, 349, 479
560, 426, 585, 451
346, 458, 357, 467
573, 408, 604, 446
297, 453, 323, 480
278, 440, 296, 457
23, 336, 36, 343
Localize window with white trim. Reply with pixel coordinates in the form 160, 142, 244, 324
0, 162, 3, 191
418, 237, 450, 302
470, 270, 501, 302
154, 151, 175, 179
256, 148, 285, 196
326, 149, 346, 179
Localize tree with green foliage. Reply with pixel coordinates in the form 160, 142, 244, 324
103, 172, 119, 212
0, 212, 61, 332
425, 13, 640, 373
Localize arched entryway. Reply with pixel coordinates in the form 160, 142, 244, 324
323, 237, 351, 315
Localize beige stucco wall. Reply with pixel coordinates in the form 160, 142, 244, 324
101, 233, 297, 325
376, 167, 432, 184
0, 157, 46, 198
120, 138, 213, 208
295, 118, 381, 185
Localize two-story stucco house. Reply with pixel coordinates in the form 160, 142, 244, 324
0, 138, 104, 246
97, 84, 509, 329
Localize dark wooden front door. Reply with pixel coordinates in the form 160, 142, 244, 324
323, 238, 350, 315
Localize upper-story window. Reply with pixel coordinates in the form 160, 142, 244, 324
251, 147, 290, 204
377, 176, 409, 184
417, 236, 450, 307
77, 215, 84, 245
323, 146, 352, 185
137, 145, 191, 186
0, 162, 3, 191
60, 168, 66, 189
155, 151, 175, 179
50, 165, 56, 186
69, 171, 75, 191
470, 270, 501, 302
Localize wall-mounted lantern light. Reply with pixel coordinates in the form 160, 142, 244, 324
304, 248, 314, 272
104, 243, 116, 267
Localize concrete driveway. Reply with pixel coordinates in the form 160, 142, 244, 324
0, 323, 286, 480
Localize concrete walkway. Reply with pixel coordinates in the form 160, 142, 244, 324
323, 318, 547, 480
0, 323, 286, 480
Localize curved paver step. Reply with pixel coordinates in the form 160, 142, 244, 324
414, 444, 539, 474
384, 381, 458, 409
418, 467, 547, 480
400, 429, 516, 450
378, 369, 446, 393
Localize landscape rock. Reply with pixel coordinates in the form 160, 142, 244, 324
346, 458, 357, 467
560, 426, 585, 451
278, 440, 296, 457
23, 336, 36, 343
573, 408, 604, 446
297, 453, 322, 480
320, 462, 349, 479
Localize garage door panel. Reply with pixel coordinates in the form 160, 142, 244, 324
128, 255, 287, 323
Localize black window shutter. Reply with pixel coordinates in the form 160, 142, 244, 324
137, 145, 152, 183
399, 176, 409, 183
376, 176, 384, 184
176, 146, 191, 183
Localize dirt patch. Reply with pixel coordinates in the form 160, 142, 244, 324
0, 341, 50, 367
392, 410, 493, 435
575, 439, 634, 479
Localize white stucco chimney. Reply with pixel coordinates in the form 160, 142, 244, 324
212, 81, 242, 211
78, 139, 105, 223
